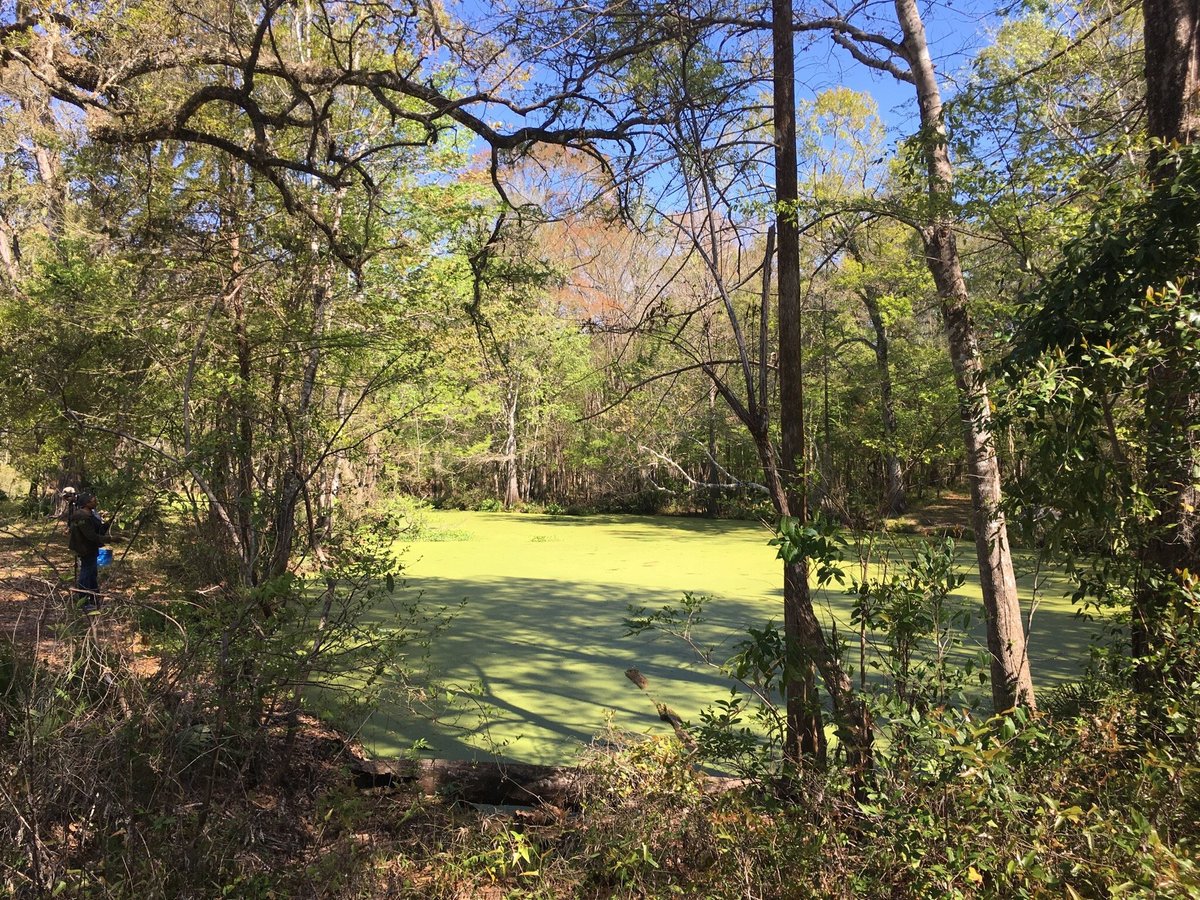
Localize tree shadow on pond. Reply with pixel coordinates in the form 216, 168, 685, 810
347, 566, 1108, 765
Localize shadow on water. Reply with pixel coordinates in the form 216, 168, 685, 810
352, 553, 1106, 765
449, 510, 776, 539
356, 574, 751, 763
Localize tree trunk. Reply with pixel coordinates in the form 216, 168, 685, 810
894, 0, 1035, 711
230, 244, 258, 583
266, 197, 345, 582
314, 386, 348, 552
818, 293, 839, 516
0, 218, 19, 281
351, 757, 586, 806
0, 65, 59, 280
32, 133, 65, 242
860, 290, 906, 515
845, 232, 906, 516
774, 0, 824, 763
1135, 0, 1200, 679
218, 159, 259, 589
706, 381, 720, 517
1144, 0, 1200, 149
502, 375, 521, 508
774, 0, 872, 769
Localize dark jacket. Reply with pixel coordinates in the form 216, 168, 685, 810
68, 508, 109, 559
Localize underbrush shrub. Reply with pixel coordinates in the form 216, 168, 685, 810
382, 495, 471, 541
5, 513, 1198, 898
849, 699, 1200, 897
0, 614, 424, 899
542, 732, 853, 898
551, 703, 1199, 899
146, 510, 455, 767
576, 733, 709, 890
0, 509, 451, 897
0, 626, 189, 897
390, 733, 751, 898
716, 496, 775, 521
17, 684, 1182, 899
594, 489, 665, 516
619, 536, 1200, 897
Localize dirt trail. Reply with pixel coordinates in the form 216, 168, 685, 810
888, 491, 975, 533
0, 520, 75, 658
0, 517, 156, 674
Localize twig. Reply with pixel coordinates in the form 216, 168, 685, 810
624, 667, 697, 749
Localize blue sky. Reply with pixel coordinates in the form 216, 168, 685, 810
440, 0, 1014, 157
798, 0, 1011, 134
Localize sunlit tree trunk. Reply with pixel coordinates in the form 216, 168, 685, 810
502, 375, 521, 508
894, 0, 1035, 711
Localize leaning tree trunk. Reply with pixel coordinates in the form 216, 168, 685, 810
894, 0, 1035, 711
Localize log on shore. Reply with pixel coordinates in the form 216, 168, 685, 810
350, 757, 588, 807
351, 668, 772, 808
351, 756, 755, 808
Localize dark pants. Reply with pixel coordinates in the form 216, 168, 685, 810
77, 554, 99, 602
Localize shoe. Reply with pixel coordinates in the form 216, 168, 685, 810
81, 603, 100, 616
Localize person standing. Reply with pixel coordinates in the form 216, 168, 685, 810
68, 492, 110, 614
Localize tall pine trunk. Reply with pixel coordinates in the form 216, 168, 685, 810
774, 0, 873, 769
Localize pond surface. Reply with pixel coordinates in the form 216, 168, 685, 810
348, 510, 1104, 765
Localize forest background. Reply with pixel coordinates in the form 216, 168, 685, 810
1, 0, 1198, 895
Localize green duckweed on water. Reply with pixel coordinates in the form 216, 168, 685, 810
351, 510, 1104, 765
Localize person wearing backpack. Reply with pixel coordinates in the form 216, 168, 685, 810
68, 492, 111, 614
